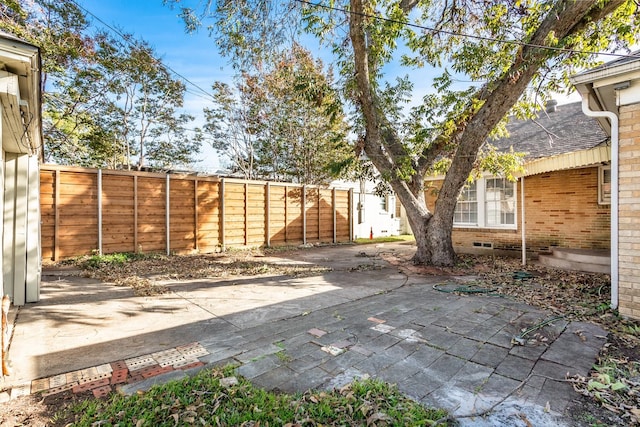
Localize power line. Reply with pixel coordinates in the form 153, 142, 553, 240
69, 0, 217, 103
296, 0, 639, 60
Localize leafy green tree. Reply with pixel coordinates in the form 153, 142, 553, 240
1, 0, 201, 170
205, 80, 261, 179
204, 44, 352, 185
43, 31, 129, 167
103, 39, 202, 170
341, 0, 637, 266
0, 0, 98, 162
171, 0, 638, 265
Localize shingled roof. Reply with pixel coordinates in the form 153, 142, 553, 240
491, 101, 609, 160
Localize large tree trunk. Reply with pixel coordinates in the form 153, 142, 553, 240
349, 0, 624, 267
410, 212, 456, 266
399, 182, 457, 266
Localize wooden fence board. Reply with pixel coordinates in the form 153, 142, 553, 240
40, 165, 352, 259
138, 222, 166, 232
198, 219, 219, 229
59, 172, 96, 186
197, 230, 221, 240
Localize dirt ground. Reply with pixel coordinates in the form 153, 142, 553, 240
2, 248, 638, 426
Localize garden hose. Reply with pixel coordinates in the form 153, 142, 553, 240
433, 278, 568, 347
511, 314, 566, 346
433, 269, 535, 297
433, 282, 499, 295
512, 271, 534, 280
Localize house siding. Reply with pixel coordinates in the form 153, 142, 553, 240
425, 167, 610, 256
618, 102, 640, 319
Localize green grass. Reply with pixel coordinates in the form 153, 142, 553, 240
62, 366, 448, 426
79, 252, 159, 269
354, 234, 415, 245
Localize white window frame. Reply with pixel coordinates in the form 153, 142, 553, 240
454, 177, 517, 230
485, 177, 517, 227
598, 165, 611, 205
453, 181, 479, 226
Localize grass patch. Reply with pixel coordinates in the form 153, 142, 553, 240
62, 366, 448, 426
79, 252, 160, 269
354, 235, 415, 245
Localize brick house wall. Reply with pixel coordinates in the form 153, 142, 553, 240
618, 102, 640, 319
425, 166, 610, 256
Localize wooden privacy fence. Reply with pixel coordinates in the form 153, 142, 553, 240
40, 165, 353, 261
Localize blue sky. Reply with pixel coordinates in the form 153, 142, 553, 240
75, 1, 584, 171
76, 0, 234, 171
78, 0, 231, 93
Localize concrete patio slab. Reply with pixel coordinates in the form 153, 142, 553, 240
1, 243, 607, 426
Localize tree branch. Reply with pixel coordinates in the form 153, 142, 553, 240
350, 0, 431, 217
398, 0, 418, 13
435, 0, 624, 213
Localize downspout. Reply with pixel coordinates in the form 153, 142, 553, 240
521, 176, 526, 266
580, 95, 618, 309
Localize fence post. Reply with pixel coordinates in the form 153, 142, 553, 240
349, 188, 354, 242
97, 169, 103, 255
302, 185, 307, 245
194, 179, 199, 251
265, 182, 271, 247
220, 178, 226, 251
318, 189, 321, 241
332, 188, 337, 244
53, 169, 60, 261
166, 174, 170, 256
133, 175, 138, 252
244, 182, 249, 246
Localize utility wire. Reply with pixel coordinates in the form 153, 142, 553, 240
73, 0, 638, 104
69, 0, 218, 103
296, 0, 639, 60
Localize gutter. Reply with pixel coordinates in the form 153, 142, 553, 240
579, 95, 619, 310
571, 57, 640, 86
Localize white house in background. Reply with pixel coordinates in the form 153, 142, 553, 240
0, 32, 42, 305
333, 179, 402, 239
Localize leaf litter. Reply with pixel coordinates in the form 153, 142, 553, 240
31, 249, 640, 425
60, 250, 332, 297
383, 251, 640, 425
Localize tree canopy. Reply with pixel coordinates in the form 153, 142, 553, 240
204, 43, 353, 184
0, 0, 202, 170
169, 0, 637, 265
345, 0, 637, 265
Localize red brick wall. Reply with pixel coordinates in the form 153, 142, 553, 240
425, 167, 610, 256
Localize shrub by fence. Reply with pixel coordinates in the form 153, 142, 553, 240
40, 165, 353, 261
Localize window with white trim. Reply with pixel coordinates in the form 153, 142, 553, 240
454, 178, 516, 229
485, 178, 516, 226
598, 165, 611, 205
453, 182, 478, 225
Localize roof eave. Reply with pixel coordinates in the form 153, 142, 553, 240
570, 56, 640, 129
521, 145, 610, 177
571, 59, 640, 87
0, 34, 41, 157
